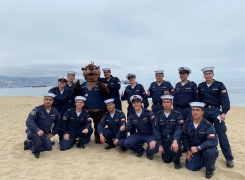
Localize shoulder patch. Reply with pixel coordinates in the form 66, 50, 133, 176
30, 110, 36, 115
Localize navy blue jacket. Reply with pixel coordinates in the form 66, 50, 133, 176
100, 75, 121, 100
65, 84, 76, 110
65, 83, 75, 91
126, 109, 155, 136
197, 80, 230, 114
48, 87, 70, 116
80, 82, 106, 109
61, 108, 92, 134
182, 118, 218, 151
97, 109, 126, 139
173, 81, 199, 109
121, 83, 149, 109
154, 109, 183, 146
148, 81, 174, 103
26, 105, 60, 136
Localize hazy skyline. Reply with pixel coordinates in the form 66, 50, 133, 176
1, 0, 245, 85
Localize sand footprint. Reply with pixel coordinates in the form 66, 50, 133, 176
219, 170, 245, 180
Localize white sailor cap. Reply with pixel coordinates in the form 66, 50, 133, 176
43, 93, 56, 98
130, 95, 143, 103
75, 96, 87, 102
58, 76, 68, 82
189, 102, 206, 108
104, 98, 115, 104
201, 67, 215, 73
154, 70, 164, 74
178, 67, 191, 74
126, 73, 136, 79
67, 71, 76, 75
161, 95, 174, 101
102, 68, 111, 71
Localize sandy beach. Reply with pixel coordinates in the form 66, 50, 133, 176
0, 96, 245, 180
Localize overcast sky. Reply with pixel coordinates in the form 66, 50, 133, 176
0, 0, 245, 86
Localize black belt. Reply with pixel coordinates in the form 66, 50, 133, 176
205, 105, 220, 108
153, 102, 161, 105
178, 105, 190, 108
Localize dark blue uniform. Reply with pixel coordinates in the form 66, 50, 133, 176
124, 109, 158, 155
173, 81, 199, 120
182, 118, 219, 172
154, 109, 183, 163
65, 83, 76, 110
97, 109, 127, 149
197, 80, 233, 160
100, 76, 122, 110
121, 83, 149, 117
148, 81, 174, 113
25, 105, 60, 154
60, 108, 93, 150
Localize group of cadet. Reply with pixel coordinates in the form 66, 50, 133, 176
24, 66, 234, 179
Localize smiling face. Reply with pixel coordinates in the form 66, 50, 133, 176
179, 72, 189, 81
82, 63, 101, 82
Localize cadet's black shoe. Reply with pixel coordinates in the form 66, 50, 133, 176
146, 153, 153, 160
51, 141, 55, 145
33, 152, 40, 158
226, 160, 234, 168
24, 140, 29, 150
136, 149, 145, 157
119, 147, 127, 151
77, 143, 85, 149
105, 144, 116, 150
205, 171, 214, 179
174, 163, 182, 169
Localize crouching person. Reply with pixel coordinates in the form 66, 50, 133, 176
60, 96, 93, 150
154, 95, 183, 169
97, 98, 127, 151
121, 95, 158, 160
182, 102, 219, 179
24, 93, 60, 158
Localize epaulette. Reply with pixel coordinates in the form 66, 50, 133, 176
175, 82, 181, 85
116, 109, 122, 113
184, 119, 190, 123
144, 109, 151, 112
36, 105, 42, 108
173, 110, 180, 114
68, 109, 72, 111
154, 110, 162, 116
104, 111, 109, 115
205, 120, 212, 126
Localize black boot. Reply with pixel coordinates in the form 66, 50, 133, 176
33, 152, 40, 158
136, 149, 145, 157
174, 163, 182, 169
24, 140, 29, 150
105, 144, 116, 150
77, 142, 85, 149
226, 160, 234, 168
146, 153, 153, 160
205, 171, 214, 179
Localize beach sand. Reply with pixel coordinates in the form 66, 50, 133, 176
0, 96, 245, 180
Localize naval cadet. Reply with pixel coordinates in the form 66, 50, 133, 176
121, 73, 149, 117
48, 76, 70, 142
100, 68, 122, 110
23, 93, 60, 158
197, 67, 234, 168
65, 71, 76, 109
182, 102, 219, 179
154, 95, 183, 169
173, 67, 199, 121
121, 95, 158, 160
147, 70, 175, 113
60, 96, 93, 150
97, 98, 127, 151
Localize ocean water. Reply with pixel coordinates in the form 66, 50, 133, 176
0, 79, 244, 106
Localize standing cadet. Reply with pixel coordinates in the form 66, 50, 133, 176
121, 73, 149, 117
48, 77, 70, 142
60, 96, 93, 150
173, 67, 198, 121
154, 95, 183, 169
65, 71, 76, 109
197, 67, 234, 168
97, 99, 127, 151
182, 102, 219, 179
100, 68, 122, 110
121, 95, 158, 160
147, 70, 175, 113
24, 93, 60, 158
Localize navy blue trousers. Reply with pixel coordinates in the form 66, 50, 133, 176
124, 134, 158, 155
151, 104, 163, 114
60, 126, 93, 151
176, 107, 192, 121
102, 128, 126, 149
204, 107, 233, 160
186, 148, 218, 172
27, 132, 52, 153
161, 140, 182, 164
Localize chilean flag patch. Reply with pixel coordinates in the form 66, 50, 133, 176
171, 89, 175, 92
151, 115, 155, 120
221, 90, 227, 94
208, 134, 215, 138
196, 90, 198, 94
179, 120, 184, 124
